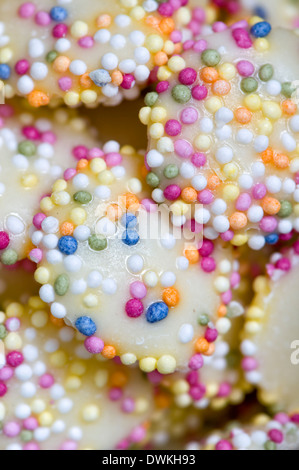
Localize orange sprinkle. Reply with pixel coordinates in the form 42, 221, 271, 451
121, 193, 140, 212
207, 174, 221, 191
155, 392, 171, 409
229, 212, 248, 230
184, 245, 200, 264
173, 43, 182, 55
200, 67, 219, 83
154, 51, 168, 66
195, 337, 210, 354
80, 73, 93, 89
50, 314, 65, 327
159, 18, 175, 34
28, 91, 50, 108
141, 165, 149, 179
106, 203, 122, 221
76, 159, 88, 171
111, 70, 123, 87
60, 221, 74, 236
282, 99, 297, 115
109, 371, 128, 388
101, 345, 116, 360
96, 14, 111, 28
162, 288, 180, 307
145, 16, 160, 30
212, 79, 231, 96
204, 343, 216, 357
217, 305, 227, 318
261, 197, 281, 215
235, 107, 252, 124
181, 187, 198, 203
273, 152, 290, 169
53, 56, 70, 73
261, 147, 274, 164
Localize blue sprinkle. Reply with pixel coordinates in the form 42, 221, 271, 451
0, 64, 11, 80
122, 229, 140, 246
75, 316, 97, 336
253, 6, 268, 19
89, 69, 112, 87
250, 21, 272, 38
50, 6, 68, 21
265, 233, 279, 245
58, 236, 78, 255
146, 302, 169, 324
121, 213, 138, 229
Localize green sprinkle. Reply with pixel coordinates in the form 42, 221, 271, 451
144, 92, 159, 107
201, 49, 221, 67
54, 274, 70, 296
88, 235, 107, 251
21, 430, 33, 443
0, 325, 7, 340
73, 191, 92, 205
278, 200, 293, 218
172, 85, 191, 104
1, 249, 18, 266
146, 172, 160, 188
18, 140, 36, 157
241, 77, 258, 94
264, 440, 277, 450
198, 314, 209, 326
46, 51, 59, 63
164, 164, 179, 179
259, 64, 274, 82
282, 82, 296, 98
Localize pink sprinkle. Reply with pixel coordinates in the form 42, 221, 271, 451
236, 193, 252, 211
156, 81, 169, 93
29, 248, 43, 264
39, 374, 55, 389
109, 387, 123, 401
201, 256, 216, 273
23, 417, 39, 431
170, 30, 183, 43
291, 414, 299, 423
116, 439, 130, 450
73, 145, 88, 160
164, 184, 181, 201
213, 21, 228, 33
130, 281, 147, 300
232, 28, 252, 49
41, 131, 56, 144
0, 367, 14, 381
186, 370, 199, 386
230, 272, 241, 288
189, 354, 204, 371
165, 119, 182, 136
237, 60, 255, 77
275, 257, 291, 271
183, 40, 195, 51
293, 240, 299, 254
180, 107, 199, 125
4, 421, 21, 438
216, 440, 233, 450
5, 317, 21, 332
130, 426, 146, 444
205, 327, 218, 343
23, 443, 40, 451
141, 198, 158, 213
60, 441, 78, 451
147, 370, 163, 385
53, 23, 68, 38
221, 289, 232, 305
18, 2, 36, 18
252, 183, 267, 200
6, 351, 24, 368
242, 357, 258, 372
184, 219, 202, 234
58, 76, 73, 92
189, 384, 206, 400
198, 189, 214, 205
0, 104, 14, 118
221, 230, 234, 242
15, 59, 30, 75
0, 231, 10, 250
174, 139, 193, 158
121, 74, 135, 90
179, 67, 197, 85
35, 11, 51, 26
158, 2, 174, 16
274, 413, 290, 425
193, 39, 208, 52
122, 398, 135, 413
84, 336, 104, 354
188, 20, 201, 37
64, 168, 77, 181
105, 152, 123, 167
192, 7, 206, 23
78, 36, 94, 48
231, 20, 249, 30
259, 216, 278, 233
88, 147, 104, 159
198, 239, 214, 257
191, 152, 206, 168
125, 299, 144, 318
192, 84, 208, 100
217, 382, 232, 398
22, 125, 41, 140
268, 429, 284, 444
33, 213, 46, 230
0, 383, 7, 397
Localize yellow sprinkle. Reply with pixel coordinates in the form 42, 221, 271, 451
70, 208, 87, 225
222, 184, 240, 201
21, 174, 38, 188
135, 398, 149, 414
139, 107, 151, 125
83, 294, 98, 308
254, 38, 270, 52
94, 369, 109, 388
97, 170, 115, 185
244, 93, 262, 111
170, 201, 189, 216
90, 158, 107, 174
31, 399, 46, 414
231, 234, 248, 246
257, 118, 273, 135
156, 355, 176, 374
40, 197, 54, 212
6, 302, 24, 318
0, 48, 13, 63
71, 21, 89, 38
39, 412, 54, 427
246, 306, 264, 320
168, 56, 186, 73
145, 35, 164, 53
120, 353, 137, 366
130, 6, 146, 21
244, 320, 261, 335
70, 361, 87, 376
262, 101, 282, 120
139, 357, 157, 373
205, 97, 223, 113
171, 380, 189, 395
218, 63, 236, 80
52, 179, 67, 192
64, 92, 80, 107
151, 107, 167, 123
65, 376, 82, 391
163, 40, 175, 56
248, 15, 264, 26
50, 350, 68, 368
81, 90, 97, 105
157, 66, 172, 81
31, 310, 48, 328
194, 134, 211, 151
149, 123, 164, 139
175, 7, 192, 26
4, 333, 22, 350
223, 163, 239, 179
51, 191, 71, 206
82, 404, 100, 422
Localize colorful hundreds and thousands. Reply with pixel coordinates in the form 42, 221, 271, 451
0, 104, 99, 265
239, 0, 299, 29
241, 241, 299, 413
29, 145, 244, 374
0, 297, 153, 450
0, 0, 203, 108
140, 25, 299, 251
187, 411, 299, 450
